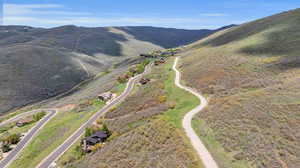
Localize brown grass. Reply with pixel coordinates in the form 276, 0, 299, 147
179, 9, 300, 168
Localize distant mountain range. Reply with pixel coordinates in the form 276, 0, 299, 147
0, 25, 235, 114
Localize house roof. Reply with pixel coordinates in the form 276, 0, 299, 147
17, 116, 33, 123
83, 131, 108, 144
84, 137, 98, 144
98, 92, 112, 98
93, 131, 108, 138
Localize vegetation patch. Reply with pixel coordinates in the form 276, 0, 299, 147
57, 57, 203, 168
8, 99, 105, 168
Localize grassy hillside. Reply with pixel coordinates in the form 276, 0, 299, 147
0, 25, 220, 114
179, 8, 300, 168
57, 59, 203, 168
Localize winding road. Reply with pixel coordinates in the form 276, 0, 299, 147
0, 109, 57, 168
36, 63, 152, 168
173, 57, 219, 168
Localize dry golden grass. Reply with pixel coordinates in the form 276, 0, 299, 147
180, 9, 300, 168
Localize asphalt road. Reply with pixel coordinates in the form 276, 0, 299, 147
0, 109, 57, 168
0, 109, 50, 127
36, 63, 152, 168
173, 57, 219, 168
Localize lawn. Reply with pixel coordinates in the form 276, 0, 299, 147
160, 58, 200, 128
8, 99, 105, 168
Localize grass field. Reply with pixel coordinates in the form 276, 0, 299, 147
8, 99, 105, 168
160, 59, 200, 128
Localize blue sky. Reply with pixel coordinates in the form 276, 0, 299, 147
3, 0, 300, 29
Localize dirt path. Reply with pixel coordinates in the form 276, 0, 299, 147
173, 57, 219, 168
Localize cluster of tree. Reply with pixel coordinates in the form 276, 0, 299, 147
117, 59, 150, 83
84, 123, 111, 137
33, 111, 46, 122
1, 133, 21, 153
141, 48, 181, 58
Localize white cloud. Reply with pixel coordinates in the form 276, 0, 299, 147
4, 16, 211, 25
4, 3, 91, 16
199, 13, 229, 17
2, 3, 241, 29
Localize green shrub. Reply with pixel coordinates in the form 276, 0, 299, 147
2, 144, 11, 153
101, 123, 111, 135
117, 76, 128, 83
33, 112, 46, 122
84, 127, 93, 137
3, 133, 21, 145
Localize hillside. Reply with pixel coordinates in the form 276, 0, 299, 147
178, 8, 300, 168
0, 25, 221, 114
57, 58, 203, 168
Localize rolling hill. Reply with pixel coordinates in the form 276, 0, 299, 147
178, 8, 300, 168
0, 25, 226, 114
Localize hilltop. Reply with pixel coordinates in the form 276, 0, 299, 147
178, 8, 300, 168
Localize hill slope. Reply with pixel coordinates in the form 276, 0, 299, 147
179, 8, 300, 168
0, 25, 221, 114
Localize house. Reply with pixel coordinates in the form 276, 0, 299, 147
16, 116, 33, 127
154, 59, 166, 66
82, 131, 109, 151
140, 54, 155, 58
98, 92, 113, 101
139, 78, 150, 85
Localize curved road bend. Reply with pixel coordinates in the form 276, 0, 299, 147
173, 57, 219, 168
0, 109, 51, 127
0, 109, 57, 168
37, 63, 152, 168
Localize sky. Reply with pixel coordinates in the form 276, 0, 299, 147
2, 0, 300, 29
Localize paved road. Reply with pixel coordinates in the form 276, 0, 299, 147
0, 109, 57, 168
36, 63, 152, 168
173, 57, 219, 168
0, 109, 50, 127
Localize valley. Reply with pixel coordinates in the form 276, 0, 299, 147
0, 6, 299, 168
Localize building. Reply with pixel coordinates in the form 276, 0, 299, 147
139, 78, 150, 85
154, 59, 166, 66
16, 117, 33, 127
82, 131, 109, 151
98, 92, 113, 101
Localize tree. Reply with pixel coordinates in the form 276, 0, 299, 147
101, 124, 111, 136
2, 144, 11, 153
84, 127, 93, 137
6, 133, 21, 144
33, 112, 46, 122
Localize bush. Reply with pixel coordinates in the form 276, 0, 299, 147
90, 143, 103, 152
117, 76, 128, 83
3, 133, 21, 145
33, 111, 46, 122
101, 123, 111, 135
158, 95, 167, 103
84, 127, 93, 137
2, 144, 11, 153
74, 145, 85, 157
167, 101, 177, 109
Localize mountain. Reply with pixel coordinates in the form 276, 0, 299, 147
178, 8, 300, 168
0, 25, 224, 114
